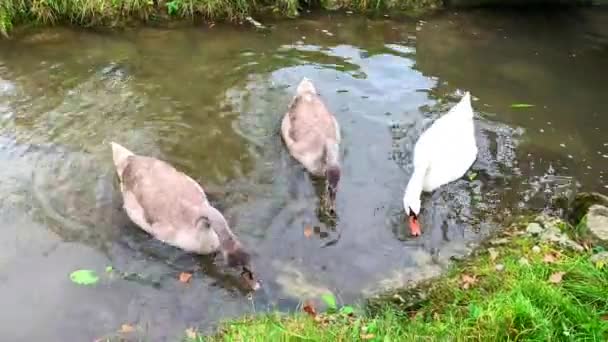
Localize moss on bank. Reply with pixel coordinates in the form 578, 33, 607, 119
187, 216, 608, 341
0, 0, 442, 37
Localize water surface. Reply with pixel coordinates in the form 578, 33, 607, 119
0, 8, 607, 341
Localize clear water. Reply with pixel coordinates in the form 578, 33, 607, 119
0, 8, 606, 341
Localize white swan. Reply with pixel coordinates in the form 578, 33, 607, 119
403, 92, 478, 236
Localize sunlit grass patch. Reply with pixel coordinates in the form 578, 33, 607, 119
191, 226, 608, 341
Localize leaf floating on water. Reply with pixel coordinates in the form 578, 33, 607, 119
303, 300, 317, 317
70, 269, 99, 285
105, 266, 113, 273
304, 225, 313, 238
461, 274, 478, 290
120, 324, 135, 333
321, 293, 337, 310
510, 103, 535, 108
549, 271, 566, 284
179, 272, 193, 283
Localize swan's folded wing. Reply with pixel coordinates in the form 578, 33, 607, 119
121, 156, 207, 229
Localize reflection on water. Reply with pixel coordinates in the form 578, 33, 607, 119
1, 8, 607, 341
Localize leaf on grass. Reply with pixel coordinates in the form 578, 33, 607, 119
549, 271, 566, 284
321, 293, 337, 309
185, 328, 197, 339
543, 252, 559, 264
303, 300, 317, 317
510, 103, 535, 108
340, 305, 354, 315
120, 324, 135, 333
488, 248, 499, 262
461, 274, 478, 289
179, 272, 193, 283
360, 334, 375, 340
70, 269, 99, 285
304, 225, 313, 238
601, 314, 608, 321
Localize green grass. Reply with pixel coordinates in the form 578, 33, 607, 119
0, 0, 442, 37
189, 224, 608, 341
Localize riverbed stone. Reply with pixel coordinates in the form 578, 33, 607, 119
587, 205, 608, 242
567, 192, 608, 225
526, 222, 544, 236
590, 252, 608, 264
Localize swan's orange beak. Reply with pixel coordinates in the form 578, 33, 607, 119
409, 215, 421, 237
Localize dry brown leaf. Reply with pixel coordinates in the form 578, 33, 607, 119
543, 251, 561, 264
461, 274, 478, 289
361, 334, 376, 340
549, 271, 566, 284
120, 324, 135, 333
304, 225, 313, 238
185, 328, 197, 339
543, 253, 557, 264
601, 314, 608, 321
303, 300, 317, 317
179, 272, 193, 283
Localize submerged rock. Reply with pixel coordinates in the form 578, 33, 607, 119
587, 205, 608, 242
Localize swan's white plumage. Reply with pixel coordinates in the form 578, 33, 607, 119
403, 92, 478, 216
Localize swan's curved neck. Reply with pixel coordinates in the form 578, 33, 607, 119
403, 165, 426, 207
325, 142, 340, 168
206, 206, 238, 251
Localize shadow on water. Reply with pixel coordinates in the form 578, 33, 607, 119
0, 7, 607, 341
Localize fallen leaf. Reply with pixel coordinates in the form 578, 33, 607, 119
467, 171, 478, 181
120, 324, 135, 333
185, 328, 197, 339
303, 300, 317, 317
461, 274, 478, 289
70, 269, 99, 285
543, 253, 558, 263
488, 248, 499, 262
361, 334, 376, 340
105, 266, 113, 273
179, 272, 193, 283
321, 293, 337, 310
304, 225, 313, 238
549, 271, 566, 284
601, 314, 608, 321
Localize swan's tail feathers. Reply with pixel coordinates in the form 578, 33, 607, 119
110, 141, 134, 177
296, 77, 317, 96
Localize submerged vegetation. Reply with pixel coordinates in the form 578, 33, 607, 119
0, 0, 442, 37
186, 216, 608, 341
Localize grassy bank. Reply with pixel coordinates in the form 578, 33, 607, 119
188, 217, 608, 341
0, 0, 442, 37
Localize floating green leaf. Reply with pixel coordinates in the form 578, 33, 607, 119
510, 103, 535, 108
105, 266, 113, 273
70, 269, 99, 285
321, 293, 337, 310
